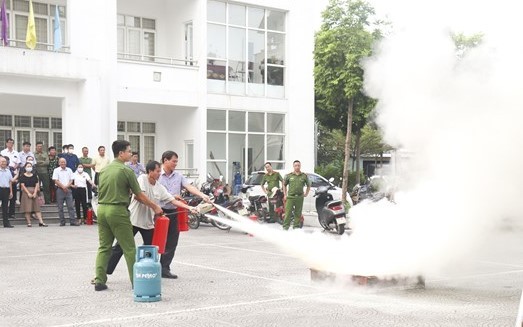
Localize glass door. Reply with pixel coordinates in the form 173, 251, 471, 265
35, 131, 50, 149
0, 129, 12, 147
16, 129, 31, 150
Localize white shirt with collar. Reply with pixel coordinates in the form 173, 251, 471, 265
52, 166, 74, 186
19, 150, 36, 166
0, 148, 20, 169
72, 171, 91, 188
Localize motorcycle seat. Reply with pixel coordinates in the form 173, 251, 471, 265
249, 195, 262, 202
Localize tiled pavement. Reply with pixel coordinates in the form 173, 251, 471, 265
0, 218, 521, 327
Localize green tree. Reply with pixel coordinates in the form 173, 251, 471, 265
360, 123, 393, 170
314, 0, 383, 202
451, 32, 483, 58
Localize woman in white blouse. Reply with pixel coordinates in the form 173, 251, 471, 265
72, 164, 96, 224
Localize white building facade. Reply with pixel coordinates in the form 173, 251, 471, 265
0, 0, 315, 183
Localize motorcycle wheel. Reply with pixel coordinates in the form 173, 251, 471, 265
335, 223, 345, 235
276, 212, 284, 225
318, 217, 329, 230
256, 209, 267, 222
210, 212, 231, 230
188, 213, 200, 229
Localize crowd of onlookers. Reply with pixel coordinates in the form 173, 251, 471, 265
0, 138, 133, 227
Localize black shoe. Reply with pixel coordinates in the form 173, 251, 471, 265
161, 271, 178, 279
70, 223, 80, 226
3, 225, 14, 228
94, 283, 108, 291
59, 222, 66, 226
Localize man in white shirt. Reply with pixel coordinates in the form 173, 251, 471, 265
52, 158, 78, 226
1, 138, 20, 216
105, 160, 198, 275
19, 141, 36, 167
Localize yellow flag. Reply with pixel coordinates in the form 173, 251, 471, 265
25, 0, 36, 49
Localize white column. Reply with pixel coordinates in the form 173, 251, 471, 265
64, 0, 117, 154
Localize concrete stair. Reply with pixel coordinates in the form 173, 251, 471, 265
3, 203, 93, 226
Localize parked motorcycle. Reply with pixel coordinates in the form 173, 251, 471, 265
315, 185, 347, 235
241, 185, 270, 222
268, 188, 285, 224
187, 174, 246, 230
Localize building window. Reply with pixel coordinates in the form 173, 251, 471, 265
207, 1, 286, 98
117, 121, 156, 163
0, 113, 61, 151
206, 110, 285, 183
117, 14, 156, 62
6, 0, 67, 51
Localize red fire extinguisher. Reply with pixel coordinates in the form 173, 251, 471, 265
177, 202, 189, 232
152, 215, 170, 254
86, 208, 93, 225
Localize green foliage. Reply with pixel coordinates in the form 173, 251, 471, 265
315, 160, 365, 189
314, 0, 382, 132
451, 32, 484, 58
316, 123, 345, 166
359, 124, 392, 156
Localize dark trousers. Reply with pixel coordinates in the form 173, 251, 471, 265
160, 209, 179, 272
74, 187, 88, 219
50, 180, 56, 203
86, 182, 93, 202
8, 183, 17, 216
0, 187, 10, 226
37, 172, 50, 204
106, 225, 154, 275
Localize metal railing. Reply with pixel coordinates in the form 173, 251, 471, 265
117, 52, 197, 67
5, 39, 70, 53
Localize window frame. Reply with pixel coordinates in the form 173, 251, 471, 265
206, 1, 286, 98
117, 14, 157, 61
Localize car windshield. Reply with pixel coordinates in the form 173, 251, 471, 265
245, 173, 265, 185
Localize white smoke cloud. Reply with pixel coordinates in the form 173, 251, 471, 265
355, 0, 523, 275
213, 0, 523, 280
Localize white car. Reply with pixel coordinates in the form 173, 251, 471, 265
242, 171, 353, 214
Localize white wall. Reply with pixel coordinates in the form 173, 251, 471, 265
285, 2, 315, 173
117, 62, 199, 107
117, 102, 199, 169
117, 0, 196, 61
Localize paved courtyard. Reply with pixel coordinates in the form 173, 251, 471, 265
0, 217, 522, 327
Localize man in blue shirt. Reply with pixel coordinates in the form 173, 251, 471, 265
0, 156, 14, 228
58, 144, 80, 172
158, 150, 210, 279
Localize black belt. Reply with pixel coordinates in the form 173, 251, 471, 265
0, 187, 9, 189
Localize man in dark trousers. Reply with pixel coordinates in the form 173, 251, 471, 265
158, 150, 210, 279
93, 140, 162, 291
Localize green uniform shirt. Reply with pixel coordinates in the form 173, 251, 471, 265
284, 172, 311, 197
98, 160, 142, 206
79, 156, 93, 178
34, 151, 49, 175
262, 172, 283, 194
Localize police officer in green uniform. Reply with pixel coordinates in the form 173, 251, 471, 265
261, 162, 283, 223
282, 160, 310, 230
93, 140, 163, 291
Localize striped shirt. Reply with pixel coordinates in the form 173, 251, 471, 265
158, 169, 189, 209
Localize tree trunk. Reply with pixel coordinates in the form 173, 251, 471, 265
355, 131, 361, 185
341, 99, 354, 204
